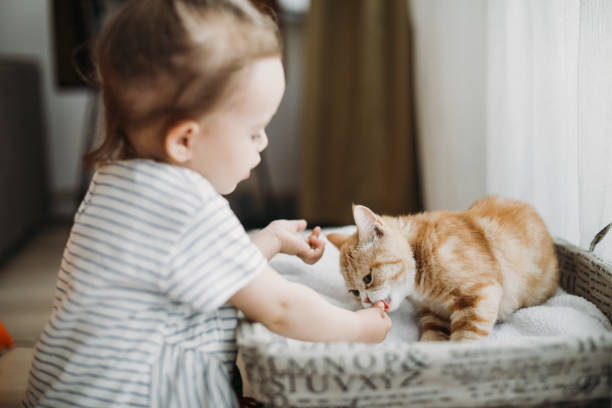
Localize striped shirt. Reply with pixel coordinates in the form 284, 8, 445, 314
23, 159, 267, 408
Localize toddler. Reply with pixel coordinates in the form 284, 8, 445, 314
23, 0, 391, 407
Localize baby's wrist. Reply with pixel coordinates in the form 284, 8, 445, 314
269, 224, 284, 255
262, 222, 285, 255
251, 225, 282, 260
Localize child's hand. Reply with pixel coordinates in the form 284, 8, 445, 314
267, 220, 325, 264
355, 301, 392, 343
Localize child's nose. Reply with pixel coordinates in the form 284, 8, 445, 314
257, 130, 268, 152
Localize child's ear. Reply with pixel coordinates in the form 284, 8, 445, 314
352, 204, 384, 244
165, 120, 200, 163
327, 233, 349, 250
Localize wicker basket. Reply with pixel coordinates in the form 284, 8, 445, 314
237, 235, 612, 408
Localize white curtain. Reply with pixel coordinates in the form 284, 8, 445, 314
409, 0, 488, 213
410, 0, 611, 261
486, 0, 612, 260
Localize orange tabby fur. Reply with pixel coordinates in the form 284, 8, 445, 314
327, 196, 559, 342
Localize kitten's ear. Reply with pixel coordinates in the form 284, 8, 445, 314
353, 204, 384, 244
327, 233, 349, 250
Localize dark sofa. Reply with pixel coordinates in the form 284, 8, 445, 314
0, 58, 50, 259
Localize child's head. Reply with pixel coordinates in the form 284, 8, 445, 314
87, 0, 284, 194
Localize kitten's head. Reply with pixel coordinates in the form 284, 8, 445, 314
327, 205, 416, 312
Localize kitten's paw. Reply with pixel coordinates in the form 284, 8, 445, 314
419, 331, 449, 342
449, 331, 489, 342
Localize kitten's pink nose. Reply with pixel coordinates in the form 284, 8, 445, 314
365, 296, 372, 304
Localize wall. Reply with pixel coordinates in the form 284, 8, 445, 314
0, 0, 91, 216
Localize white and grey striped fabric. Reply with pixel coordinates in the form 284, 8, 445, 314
23, 159, 267, 408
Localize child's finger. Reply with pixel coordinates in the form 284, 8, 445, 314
373, 301, 386, 311
312, 239, 325, 255
308, 234, 316, 247
308, 234, 325, 250
292, 219, 307, 232
299, 241, 321, 263
313, 245, 324, 260
304, 241, 325, 264
311, 226, 321, 238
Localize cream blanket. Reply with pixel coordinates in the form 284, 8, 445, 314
270, 226, 612, 344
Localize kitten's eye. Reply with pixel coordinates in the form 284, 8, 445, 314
251, 133, 261, 141
363, 273, 372, 285
349, 289, 360, 297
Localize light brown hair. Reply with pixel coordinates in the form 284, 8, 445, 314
84, 0, 282, 168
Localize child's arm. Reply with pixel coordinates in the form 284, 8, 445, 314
235, 220, 391, 343
229, 266, 391, 343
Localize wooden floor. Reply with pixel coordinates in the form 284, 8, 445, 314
0, 225, 70, 407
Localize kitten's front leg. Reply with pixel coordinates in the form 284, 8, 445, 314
418, 308, 450, 341
448, 284, 501, 341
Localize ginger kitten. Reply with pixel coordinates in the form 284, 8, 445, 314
327, 196, 559, 342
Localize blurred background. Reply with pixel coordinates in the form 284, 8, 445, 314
0, 1, 610, 404
1, 0, 610, 260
